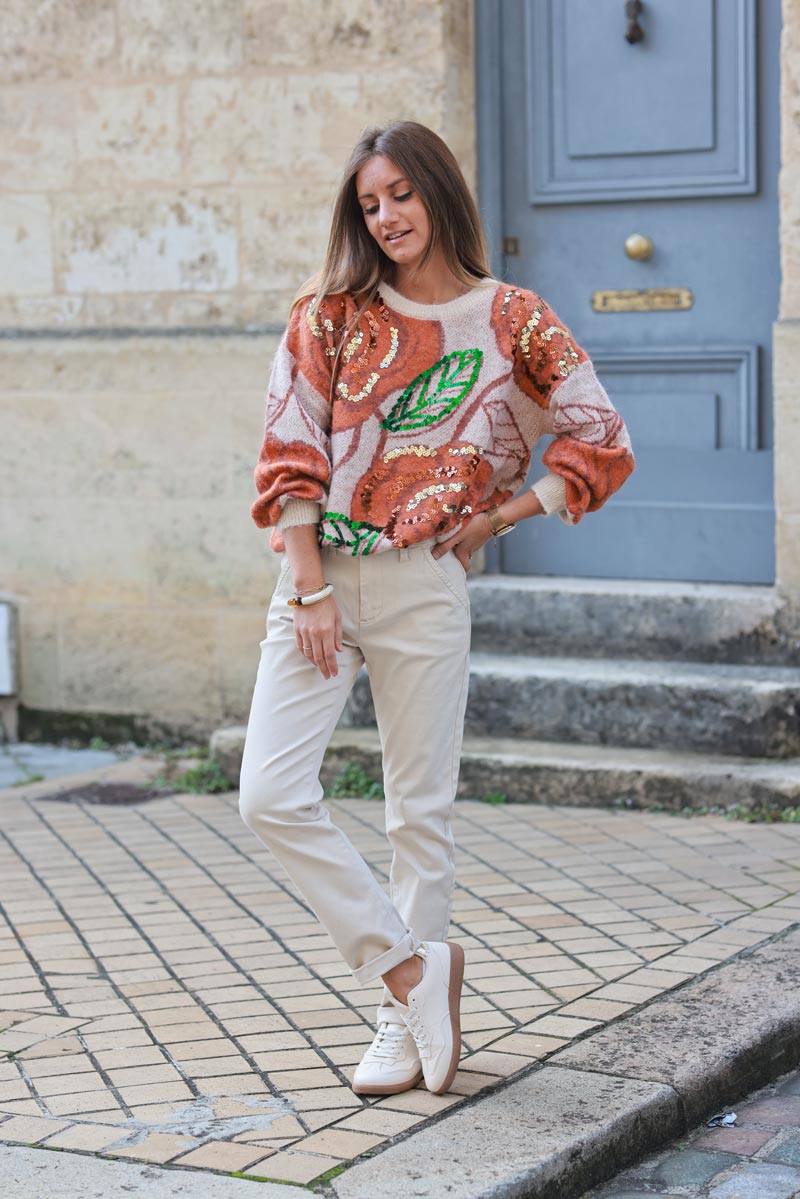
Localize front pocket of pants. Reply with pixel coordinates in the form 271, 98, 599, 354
421, 545, 470, 614
275, 553, 290, 584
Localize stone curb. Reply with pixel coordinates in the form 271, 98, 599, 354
331, 928, 800, 1199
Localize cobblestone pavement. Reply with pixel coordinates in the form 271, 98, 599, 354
583, 1069, 800, 1198
0, 773, 799, 1188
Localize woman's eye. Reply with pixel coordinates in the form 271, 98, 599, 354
363, 191, 413, 217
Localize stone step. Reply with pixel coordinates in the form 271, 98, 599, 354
466, 575, 799, 664
209, 724, 800, 812
343, 653, 800, 759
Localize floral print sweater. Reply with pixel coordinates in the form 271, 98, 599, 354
251, 276, 635, 555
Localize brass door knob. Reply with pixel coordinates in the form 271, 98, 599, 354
625, 233, 654, 261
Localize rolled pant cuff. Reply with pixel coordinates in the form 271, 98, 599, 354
350, 929, 421, 986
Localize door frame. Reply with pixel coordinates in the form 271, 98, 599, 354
472, 0, 784, 588
475, 0, 508, 574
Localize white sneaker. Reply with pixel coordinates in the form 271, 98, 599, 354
352, 1016, 423, 1095
391, 940, 464, 1095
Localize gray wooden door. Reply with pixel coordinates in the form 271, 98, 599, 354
477, 0, 780, 583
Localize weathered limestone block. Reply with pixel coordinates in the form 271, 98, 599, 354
774, 321, 800, 517
54, 192, 238, 293
0, 286, 284, 331
59, 605, 222, 721
0, 88, 76, 189
0, 195, 53, 294
131, 334, 271, 392
1, 496, 154, 607
14, 603, 60, 711
779, 164, 800, 318
185, 67, 449, 190
778, 516, 800, 592
117, 0, 242, 76
242, 0, 444, 70
237, 289, 305, 329
184, 74, 359, 185
75, 84, 182, 186
0, 1, 115, 84
239, 185, 331, 292
216, 607, 278, 719
1, 391, 226, 503
144, 499, 267, 607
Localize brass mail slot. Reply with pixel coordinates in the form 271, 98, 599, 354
592, 288, 693, 312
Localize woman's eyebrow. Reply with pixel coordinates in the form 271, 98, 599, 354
357, 178, 409, 200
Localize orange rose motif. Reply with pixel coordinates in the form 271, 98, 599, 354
352, 443, 494, 547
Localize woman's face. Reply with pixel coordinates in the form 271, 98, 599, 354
356, 154, 431, 269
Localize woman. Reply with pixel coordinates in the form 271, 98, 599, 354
238, 120, 634, 1098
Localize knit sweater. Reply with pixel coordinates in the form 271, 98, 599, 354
251, 277, 634, 555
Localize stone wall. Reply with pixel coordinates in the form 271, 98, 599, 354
0, 0, 477, 739
1, 0, 475, 331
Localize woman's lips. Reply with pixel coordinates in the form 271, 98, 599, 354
386, 230, 412, 243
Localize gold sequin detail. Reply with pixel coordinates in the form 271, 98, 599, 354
448, 444, 483, 456
307, 294, 339, 357
343, 328, 363, 363
519, 305, 544, 360
306, 294, 335, 340
383, 445, 438, 462
338, 372, 380, 403
406, 482, 468, 511
515, 299, 580, 377
380, 326, 399, 369
336, 310, 387, 402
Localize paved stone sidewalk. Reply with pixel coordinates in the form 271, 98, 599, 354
583, 1068, 800, 1197
0, 772, 799, 1189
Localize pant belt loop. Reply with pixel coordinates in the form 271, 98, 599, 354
399, 546, 410, 562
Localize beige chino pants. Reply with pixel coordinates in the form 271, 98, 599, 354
238, 536, 472, 1020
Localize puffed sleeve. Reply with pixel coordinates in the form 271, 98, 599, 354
515, 292, 635, 525
250, 293, 342, 530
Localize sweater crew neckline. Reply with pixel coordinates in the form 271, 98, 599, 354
377, 276, 500, 321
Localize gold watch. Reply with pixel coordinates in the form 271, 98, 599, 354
485, 504, 516, 537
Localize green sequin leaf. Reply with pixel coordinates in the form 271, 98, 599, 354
319, 512, 383, 556
380, 348, 483, 433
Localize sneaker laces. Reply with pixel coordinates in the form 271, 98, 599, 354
402, 1003, 431, 1060
364, 1021, 412, 1063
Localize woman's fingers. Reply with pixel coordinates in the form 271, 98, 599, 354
321, 632, 339, 678
292, 600, 340, 678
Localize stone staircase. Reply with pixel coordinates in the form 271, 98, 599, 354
211, 577, 800, 812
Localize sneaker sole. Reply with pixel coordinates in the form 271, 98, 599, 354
352, 1066, 424, 1096
429, 940, 465, 1095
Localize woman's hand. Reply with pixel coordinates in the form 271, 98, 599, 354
292, 595, 343, 679
432, 493, 546, 571
430, 511, 494, 573
280, 523, 342, 678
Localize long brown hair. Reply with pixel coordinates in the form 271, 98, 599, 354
291, 120, 493, 396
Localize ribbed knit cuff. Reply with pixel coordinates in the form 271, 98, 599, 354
530, 472, 567, 516
276, 498, 322, 531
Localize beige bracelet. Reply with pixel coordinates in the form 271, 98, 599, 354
287, 583, 334, 608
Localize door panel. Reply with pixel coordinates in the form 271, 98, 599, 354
483, 0, 780, 583
529, 0, 756, 200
